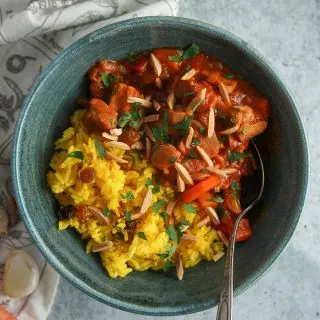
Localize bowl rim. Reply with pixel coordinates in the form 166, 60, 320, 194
12, 16, 309, 316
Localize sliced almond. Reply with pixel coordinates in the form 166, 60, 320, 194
181, 233, 199, 241
140, 189, 153, 214
187, 88, 206, 114
153, 100, 161, 111
155, 77, 163, 89
150, 53, 162, 77
221, 167, 238, 175
181, 68, 196, 80
176, 254, 184, 281
219, 82, 231, 105
102, 132, 118, 141
143, 123, 156, 142
207, 166, 228, 178
145, 95, 152, 102
213, 251, 225, 262
167, 92, 175, 110
166, 200, 177, 215
177, 173, 186, 192
109, 128, 122, 136
143, 114, 160, 123
174, 162, 194, 186
196, 146, 214, 167
217, 231, 229, 247
208, 107, 215, 138
87, 206, 110, 224
92, 241, 113, 253
105, 141, 130, 150
196, 216, 210, 228
146, 137, 151, 160
127, 96, 152, 107
185, 127, 194, 149
131, 141, 144, 150
190, 172, 211, 182
205, 207, 220, 225
219, 124, 239, 135
105, 151, 128, 164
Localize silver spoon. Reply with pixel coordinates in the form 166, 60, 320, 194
216, 141, 265, 320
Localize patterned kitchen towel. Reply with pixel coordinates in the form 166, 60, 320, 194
0, 1, 179, 319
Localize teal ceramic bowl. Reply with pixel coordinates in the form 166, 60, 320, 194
12, 17, 308, 315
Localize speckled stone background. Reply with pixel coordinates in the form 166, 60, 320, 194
48, 0, 320, 319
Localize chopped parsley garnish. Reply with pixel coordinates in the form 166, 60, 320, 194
145, 178, 153, 187
241, 126, 248, 135
216, 206, 225, 217
127, 50, 137, 62
210, 194, 224, 203
125, 210, 131, 221
199, 126, 205, 135
216, 107, 227, 120
137, 231, 147, 240
219, 135, 229, 144
67, 151, 84, 160
183, 204, 197, 214
168, 43, 200, 62
100, 235, 107, 242
163, 259, 174, 272
102, 208, 112, 217
227, 151, 251, 163
100, 72, 116, 88
152, 199, 166, 213
168, 157, 177, 163
157, 253, 169, 259
176, 220, 191, 240
118, 103, 142, 129
192, 98, 204, 113
224, 73, 235, 79
174, 116, 193, 137
120, 191, 134, 200
160, 211, 168, 220
157, 244, 177, 260
152, 184, 160, 194
166, 224, 178, 242
184, 64, 191, 73
186, 152, 198, 159
231, 180, 240, 193
95, 139, 106, 158
191, 137, 200, 147
152, 111, 170, 143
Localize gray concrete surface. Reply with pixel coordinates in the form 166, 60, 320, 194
48, 0, 320, 319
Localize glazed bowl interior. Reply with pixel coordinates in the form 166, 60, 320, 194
12, 17, 308, 315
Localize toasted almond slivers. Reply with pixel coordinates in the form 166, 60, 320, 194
208, 107, 215, 138
131, 141, 144, 150
146, 137, 151, 160
102, 132, 118, 141
221, 167, 238, 175
176, 254, 184, 281
145, 95, 152, 102
205, 207, 220, 225
155, 77, 163, 89
105, 151, 128, 164
143, 114, 160, 123
219, 82, 231, 105
167, 92, 175, 111
177, 173, 186, 192
127, 96, 152, 107
187, 88, 206, 114
153, 100, 161, 111
143, 123, 156, 142
87, 206, 110, 225
166, 200, 177, 215
190, 172, 211, 182
92, 241, 113, 253
219, 124, 239, 135
196, 216, 210, 228
150, 53, 162, 77
185, 127, 194, 149
196, 146, 214, 167
207, 166, 228, 178
174, 162, 194, 186
140, 189, 153, 214
217, 231, 229, 247
213, 251, 225, 262
181, 233, 199, 241
105, 141, 130, 150
181, 68, 196, 80
109, 128, 122, 136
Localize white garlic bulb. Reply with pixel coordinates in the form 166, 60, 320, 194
3, 250, 40, 298
0, 206, 8, 234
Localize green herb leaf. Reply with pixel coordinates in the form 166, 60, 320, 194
224, 73, 235, 79
231, 180, 240, 193
163, 259, 174, 272
216, 206, 225, 217
210, 194, 224, 203
182, 43, 200, 60
199, 126, 205, 135
102, 208, 112, 217
176, 220, 191, 240
219, 135, 228, 143
128, 50, 137, 62
192, 98, 204, 113
145, 178, 153, 187
216, 107, 227, 120
100, 235, 107, 242
200, 168, 208, 173
174, 116, 193, 137
168, 157, 177, 163
168, 243, 178, 257
166, 224, 178, 242
95, 140, 106, 158
152, 199, 166, 213
157, 253, 169, 259
152, 184, 160, 194
118, 103, 142, 129
184, 64, 191, 73
118, 112, 132, 128
137, 231, 147, 240
125, 210, 131, 221
227, 151, 251, 163
120, 191, 134, 200
168, 55, 183, 62
183, 204, 197, 214
67, 151, 84, 161
160, 211, 168, 220
191, 137, 200, 147
152, 112, 170, 143
100, 72, 116, 88
186, 152, 198, 159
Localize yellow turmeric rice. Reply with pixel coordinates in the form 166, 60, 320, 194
47, 110, 224, 278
